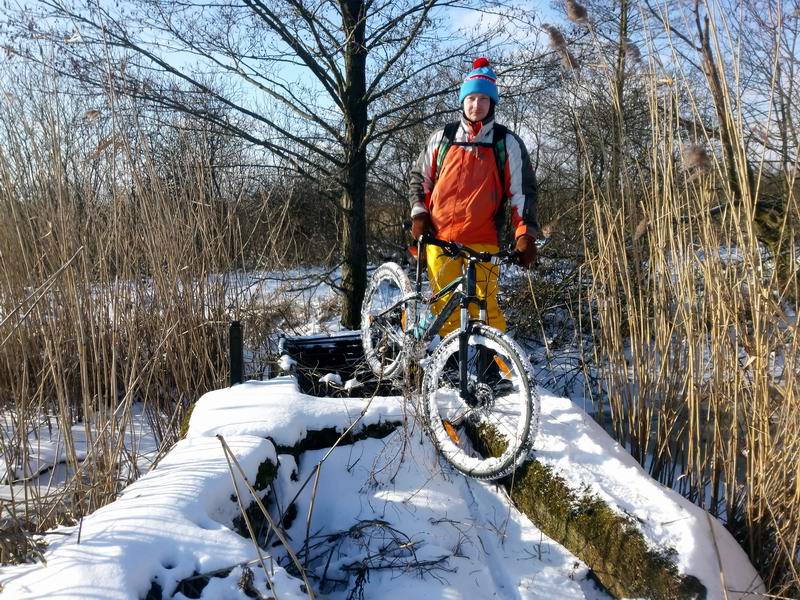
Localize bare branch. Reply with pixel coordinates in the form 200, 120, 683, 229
244, 0, 344, 107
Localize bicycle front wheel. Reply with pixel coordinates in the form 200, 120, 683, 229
361, 262, 415, 380
422, 325, 539, 480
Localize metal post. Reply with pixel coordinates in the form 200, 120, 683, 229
230, 321, 244, 386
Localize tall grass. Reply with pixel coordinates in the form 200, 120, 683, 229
0, 72, 325, 562
553, 1, 800, 593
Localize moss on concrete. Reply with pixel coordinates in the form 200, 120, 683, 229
229, 456, 279, 542
254, 458, 277, 491
274, 420, 401, 456
471, 424, 706, 599
231, 496, 272, 547
178, 402, 194, 440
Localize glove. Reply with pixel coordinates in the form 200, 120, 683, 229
514, 235, 537, 268
411, 213, 433, 240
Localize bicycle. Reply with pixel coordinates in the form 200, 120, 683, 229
360, 233, 540, 480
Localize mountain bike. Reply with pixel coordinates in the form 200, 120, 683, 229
360, 233, 540, 480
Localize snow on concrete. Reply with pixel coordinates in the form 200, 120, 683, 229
0, 435, 306, 600
318, 372, 343, 387
535, 392, 765, 598
278, 353, 297, 372
344, 377, 362, 392
187, 376, 404, 447
0, 374, 765, 599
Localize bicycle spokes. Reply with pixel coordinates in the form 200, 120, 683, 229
361, 263, 415, 380
422, 326, 538, 480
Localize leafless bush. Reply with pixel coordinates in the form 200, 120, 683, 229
294, 519, 454, 598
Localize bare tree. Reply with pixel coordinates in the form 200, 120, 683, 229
736, 1, 800, 181
4, 0, 530, 327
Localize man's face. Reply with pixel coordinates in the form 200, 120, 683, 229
463, 93, 491, 122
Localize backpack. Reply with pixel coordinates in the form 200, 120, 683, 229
433, 121, 509, 204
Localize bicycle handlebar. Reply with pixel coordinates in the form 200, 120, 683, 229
418, 233, 521, 264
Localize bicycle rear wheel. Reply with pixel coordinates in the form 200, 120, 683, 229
361, 262, 415, 380
422, 325, 539, 480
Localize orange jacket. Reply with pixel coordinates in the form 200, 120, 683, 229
409, 117, 538, 245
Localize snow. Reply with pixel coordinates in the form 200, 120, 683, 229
278, 354, 297, 372
318, 372, 343, 386
0, 435, 307, 599
344, 377, 362, 391
1, 403, 160, 492
222, 268, 344, 336
0, 374, 765, 599
186, 377, 404, 447
535, 393, 765, 598
272, 434, 607, 599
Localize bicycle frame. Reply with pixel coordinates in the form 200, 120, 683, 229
363, 232, 540, 479
369, 234, 510, 404
412, 236, 502, 404
413, 236, 494, 340
414, 258, 484, 340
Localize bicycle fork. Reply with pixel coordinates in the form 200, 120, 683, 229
459, 260, 488, 406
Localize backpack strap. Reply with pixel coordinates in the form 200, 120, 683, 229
434, 122, 460, 182
492, 123, 508, 203
433, 121, 508, 200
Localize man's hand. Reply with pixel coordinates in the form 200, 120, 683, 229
411, 213, 433, 240
514, 235, 537, 268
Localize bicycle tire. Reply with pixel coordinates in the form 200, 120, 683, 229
422, 325, 539, 480
361, 262, 415, 380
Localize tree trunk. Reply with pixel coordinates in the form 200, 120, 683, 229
339, 0, 369, 330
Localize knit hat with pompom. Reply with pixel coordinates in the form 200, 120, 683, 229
459, 57, 499, 104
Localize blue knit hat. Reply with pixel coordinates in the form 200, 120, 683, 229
459, 57, 499, 104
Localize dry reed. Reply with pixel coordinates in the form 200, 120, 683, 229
0, 67, 324, 562
559, 1, 800, 594
544, 24, 581, 72
565, 0, 590, 27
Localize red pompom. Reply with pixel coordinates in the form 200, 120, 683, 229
472, 57, 490, 69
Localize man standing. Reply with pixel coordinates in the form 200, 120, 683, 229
408, 57, 539, 336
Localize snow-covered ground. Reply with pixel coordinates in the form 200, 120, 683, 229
224, 268, 344, 338
0, 376, 764, 599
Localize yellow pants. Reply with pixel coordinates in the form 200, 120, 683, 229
426, 242, 506, 337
